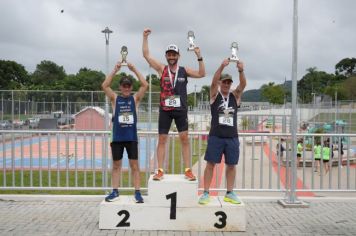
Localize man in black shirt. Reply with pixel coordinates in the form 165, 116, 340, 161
199, 58, 246, 204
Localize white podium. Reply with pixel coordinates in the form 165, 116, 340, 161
99, 174, 246, 231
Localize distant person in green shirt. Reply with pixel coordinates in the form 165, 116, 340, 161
313, 140, 322, 173
297, 139, 303, 168
322, 139, 332, 175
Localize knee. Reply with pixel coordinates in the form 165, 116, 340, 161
226, 165, 235, 171
130, 162, 140, 172
206, 162, 215, 171
158, 135, 168, 145
180, 134, 189, 145
112, 162, 122, 171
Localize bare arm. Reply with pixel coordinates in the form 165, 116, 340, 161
185, 47, 206, 78
232, 61, 247, 102
128, 63, 149, 107
210, 59, 229, 102
101, 63, 121, 107
142, 28, 165, 76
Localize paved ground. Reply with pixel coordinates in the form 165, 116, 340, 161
0, 195, 356, 236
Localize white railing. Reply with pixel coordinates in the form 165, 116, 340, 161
1, 130, 355, 193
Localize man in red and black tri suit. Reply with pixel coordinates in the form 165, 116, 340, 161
142, 28, 206, 181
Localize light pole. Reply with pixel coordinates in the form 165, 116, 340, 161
335, 90, 337, 132
148, 69, 152, 131
194, 84, 197, 110
1, 94, 3, 121
101, 26, 113, 131
102, 26, 113, 190
278, 0, 307, 207
311, 92, 315, 124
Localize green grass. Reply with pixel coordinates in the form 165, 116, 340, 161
312, 113, 356, 132
0, 170, 147, 195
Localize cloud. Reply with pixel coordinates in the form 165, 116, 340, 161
0, 0, 355, 93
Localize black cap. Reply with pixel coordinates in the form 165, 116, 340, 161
120, 77, 132, 86
220, 73, 232, 82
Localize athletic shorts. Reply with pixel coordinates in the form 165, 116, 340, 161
158, 109, 188, 134
110, 141, 138, 161
204, 136, 240, 165
297, 153, 302, 158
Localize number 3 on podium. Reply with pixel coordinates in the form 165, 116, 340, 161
165, 192, 227, 229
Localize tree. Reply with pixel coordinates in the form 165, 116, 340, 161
145, 74, 160, 92
0, 60, 30, 89
323, 84, 348, 101
200, 85, 210, 101
30, 60, 66, 90
297, 67, 335, 103
73, 68, 105, 91
261, 82, 285, 104
341, 76, 356, 100
335, 58, 356, 77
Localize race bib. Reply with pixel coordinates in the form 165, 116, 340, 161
164, 95, 181, 107
218, 114, 234, 126
118, 112, 134, 124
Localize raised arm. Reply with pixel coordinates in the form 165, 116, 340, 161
210, 59, 229, 102
232, 61, 247, 100
185, 47, 206, 78
101, 62, 121, 106
128, 63, 149, 107
142, 28, 164, 75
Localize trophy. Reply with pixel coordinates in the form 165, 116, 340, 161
187, 30, 196, 51
120, 46, 128, 66
228, 42, 239, 62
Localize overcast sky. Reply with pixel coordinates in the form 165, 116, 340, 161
1, 0, 355, 92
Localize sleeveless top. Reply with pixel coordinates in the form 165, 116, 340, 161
322, 146, 330, 160
297, 143, 303, 155
112, 95, 138, 142
314, 145, 321, 159
209, 92, 238, 138
160, 66, 188, 111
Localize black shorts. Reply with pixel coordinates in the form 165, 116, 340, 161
297, 154, 301, 158
158, 109, 188, 134
110, 141, 138, 161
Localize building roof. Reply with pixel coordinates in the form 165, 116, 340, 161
74, 106, 112, 118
